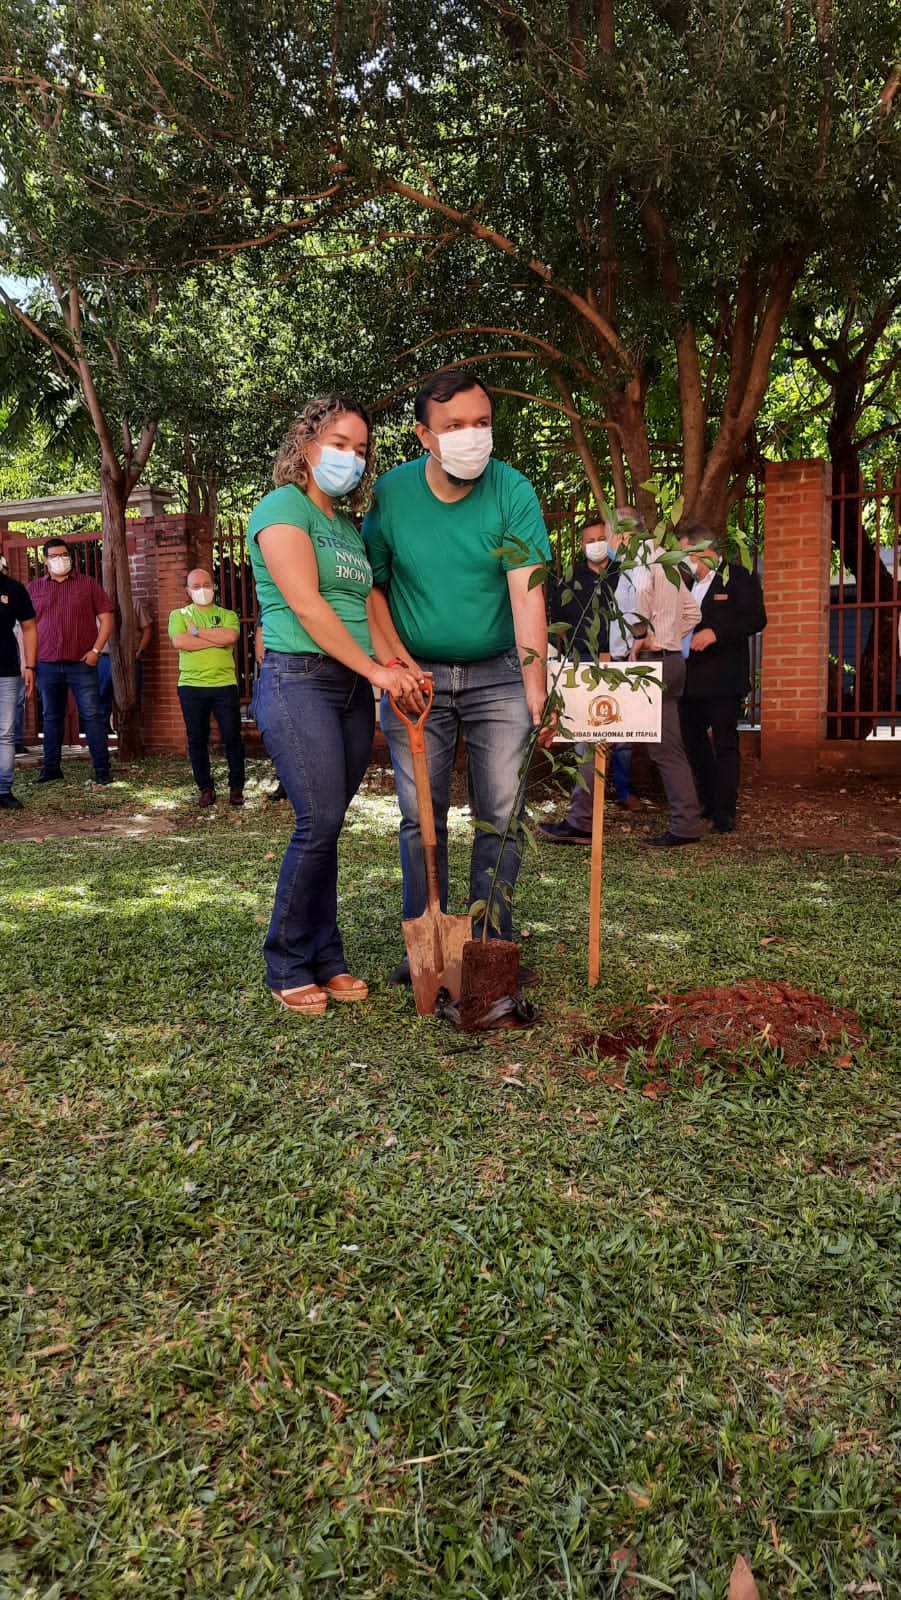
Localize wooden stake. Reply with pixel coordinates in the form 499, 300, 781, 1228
588, 743, 606, 985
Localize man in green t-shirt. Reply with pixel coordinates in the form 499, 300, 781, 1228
362, 371, 552, 974
168, 568, 245, 807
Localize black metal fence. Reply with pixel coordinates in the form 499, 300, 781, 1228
828, 470, 901, 738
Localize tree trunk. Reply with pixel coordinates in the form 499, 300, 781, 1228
607, 376, 656, 525
100, 462, 142, 761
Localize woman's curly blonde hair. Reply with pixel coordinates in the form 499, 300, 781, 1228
273, 394, 374, 515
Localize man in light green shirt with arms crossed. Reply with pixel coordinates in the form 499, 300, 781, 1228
168, 567, 245, 807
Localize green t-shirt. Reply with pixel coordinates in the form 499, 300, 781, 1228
167, 603, 240, 687
246, 484, 373, 656
361, 457, 550, 662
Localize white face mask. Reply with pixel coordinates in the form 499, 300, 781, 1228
429, 425, 493, 481
584, 540, 606, 563
47, 555, 73, 576
188, 586, 214, 607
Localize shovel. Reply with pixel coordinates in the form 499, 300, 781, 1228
389, 679, 471, 1015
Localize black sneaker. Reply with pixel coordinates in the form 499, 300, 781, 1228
537, 819, 592, 844
36, 769, 64, 784
387, 956, 412, 986
0, 793, 23, 811
93, 775, 113, 786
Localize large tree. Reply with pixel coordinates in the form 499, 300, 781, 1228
2, 0, 899, 550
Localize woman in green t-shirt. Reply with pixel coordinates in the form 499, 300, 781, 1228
248, 394, 420, 1016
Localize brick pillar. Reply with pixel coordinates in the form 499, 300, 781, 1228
759, 459, 832, 779
136, 514, 212, 754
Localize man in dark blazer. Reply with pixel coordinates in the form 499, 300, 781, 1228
677, 524, 767, 834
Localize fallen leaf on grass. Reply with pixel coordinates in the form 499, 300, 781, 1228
32, 1342, 74, 1360
642, 1079, 670, 1100
760, 935, 782, 946
626, 1486, 652, 1509
728, 1555, 760, 1599
835, 1052, 854, 1068
611, 1546, 638, 1586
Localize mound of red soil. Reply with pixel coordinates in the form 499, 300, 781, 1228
578, 979, 862, 1081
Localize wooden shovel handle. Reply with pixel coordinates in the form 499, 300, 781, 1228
387, 674, 433, 750
388, 677, 442, 911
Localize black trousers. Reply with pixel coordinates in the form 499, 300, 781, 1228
679, 693, 742, 826
177, 684, 245, 791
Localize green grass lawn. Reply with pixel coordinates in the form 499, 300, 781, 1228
1, 762, 899, 1598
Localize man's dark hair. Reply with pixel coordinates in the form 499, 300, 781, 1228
577, 515, 606, 538
42, 538, 69, 558
414, 371, 494, 426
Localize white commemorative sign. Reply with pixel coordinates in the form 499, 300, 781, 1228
556, 659, 663, 743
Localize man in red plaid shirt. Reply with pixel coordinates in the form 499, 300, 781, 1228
28, 539, 114, 785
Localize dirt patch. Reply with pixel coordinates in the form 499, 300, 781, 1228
533, 760, 901, 861
631, 770, 900, 860
575, 979, 863, 1088
2, 812, 179, 842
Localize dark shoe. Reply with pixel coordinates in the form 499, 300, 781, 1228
0, 793, 23, 811
14, 742, 28, 755
538, 819, 592, 844
93, 775, 112, 786
616, 794, 643, 812
388, 956, 412, 986
229, 787, 244, 807
198, 787, 216, 808
643, 831, 700, 849
713, 814, 735, 834
36, 769, 64, 784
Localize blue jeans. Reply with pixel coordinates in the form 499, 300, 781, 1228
255, 652, 375, 991
379, 651, 533, 942
97, 655, 144, 729
177, 685, 245, 792
36, 660, 110, 779
13, 675, 25, 746
0, 675, 18, 794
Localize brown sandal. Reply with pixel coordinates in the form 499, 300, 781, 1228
271, 984, 328, 1016
322, 974, 369, 1003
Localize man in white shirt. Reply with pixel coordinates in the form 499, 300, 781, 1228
629, 531, 703, 846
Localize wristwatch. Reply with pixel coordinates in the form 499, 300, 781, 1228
191, 625, 200, 637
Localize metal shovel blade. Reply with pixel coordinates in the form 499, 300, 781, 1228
402, 908, 471, 1016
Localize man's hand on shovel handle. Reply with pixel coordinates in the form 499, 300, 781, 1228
373, 661, 427, 708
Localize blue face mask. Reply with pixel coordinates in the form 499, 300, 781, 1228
605, 541, 619, 562
311, 445, 366, 498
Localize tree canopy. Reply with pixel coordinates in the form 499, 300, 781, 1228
1, 0, 899, 537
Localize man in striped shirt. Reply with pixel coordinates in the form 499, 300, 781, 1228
27, 539, 114, 785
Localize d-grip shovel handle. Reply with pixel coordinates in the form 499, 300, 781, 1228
388, 676, 441, 912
